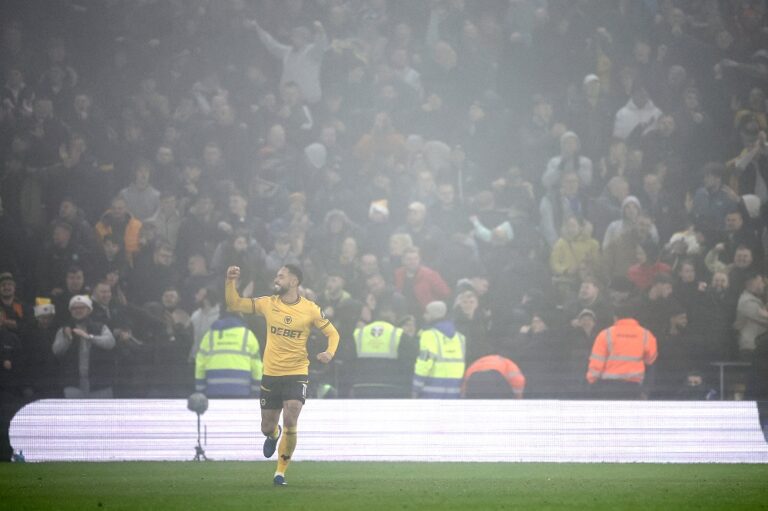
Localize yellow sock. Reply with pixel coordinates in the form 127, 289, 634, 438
276, 426, 297, 475
268, 425, 280, 440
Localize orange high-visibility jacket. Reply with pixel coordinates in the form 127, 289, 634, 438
462, 355, 526, 396
586, 318, 657, 384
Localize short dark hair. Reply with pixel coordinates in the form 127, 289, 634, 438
284, 264, 303, 286
613, 299, 639, 320
701, 162, 725, 180
67, 265, 84, 275
203, 286, 220, 306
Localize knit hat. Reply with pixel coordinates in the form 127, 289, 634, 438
0, 272, 14, 285
69, 294, 93, 311
304, 143, 327, 170
423, 301, 447, 323
34, 297, 55, 317
424, 301, 448, 323
34, 303, 56, 317
577, 308, 596, 320
583, 74, 600, 85
621, 195, 642, 211
369, 199, 389, 217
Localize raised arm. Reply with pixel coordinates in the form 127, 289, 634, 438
245, 17, 291, 59
225, 266, 260, 315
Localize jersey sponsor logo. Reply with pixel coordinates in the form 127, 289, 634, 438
371, 325, 384, 337
284, 316, 292, 325
270, 325, 303, 339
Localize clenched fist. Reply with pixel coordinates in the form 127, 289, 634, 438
226, 266, 241, 281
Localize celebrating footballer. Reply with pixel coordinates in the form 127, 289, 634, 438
225, 264, 339, 486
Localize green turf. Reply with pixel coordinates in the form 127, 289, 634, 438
1, 462, 766, 511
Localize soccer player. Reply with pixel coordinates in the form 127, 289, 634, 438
225, 264, 339, 486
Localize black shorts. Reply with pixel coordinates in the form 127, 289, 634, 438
260, 375, 309, 409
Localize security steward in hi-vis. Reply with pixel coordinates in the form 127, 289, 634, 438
225, 264, 339, 487
194, 313, 263, 397
351, 303, 417, 397
412, 301, 466, 399
586, 302, 658, 399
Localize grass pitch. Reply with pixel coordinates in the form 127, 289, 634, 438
2, 462, 767, 511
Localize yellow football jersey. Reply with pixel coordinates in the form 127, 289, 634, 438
226, 280, 339, 376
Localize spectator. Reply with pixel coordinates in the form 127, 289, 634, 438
24, 300, 59, 399
179, 253, 214, 314
691, 163, 739, 232
627, 241, 672, 292
36, 220, 90, 295
175, 194, 222, 264
126, 241, 178, 306
265, 233, 301, 275
727, 115, 768, 199
511, 312, 564, 399
539, 171, 587, 247
734, 272, 768, 359
92, 235, 129, 285
360, 273, 408, 324
211, 233, 267, 298
568, 73, 613, 162
542, 131, 593, 192
603, 195, 659, 249
394, 247, 451, 315
54, 197, 100, 255
702, 271, 737, 363
118, 160, 160, 222
51, 266, 89, 327
430, 182, 469, 235
145, 287, 192, 398
89, 281, 127, 330
52, 295, 116, 398
564, 279, 614, 334
637, 273, 675, 340
94, 196, 143, 264
316, 271, 361, 364
145, 190, 182, 251
613, 81, 662, 141
588, 176, 629, 243
187, 286, 221, 364
244, 17, 328, 104
453, 288, 492, 365
549, 217, 600, 300
562, 309, 597, 399
0, 316, 21, 461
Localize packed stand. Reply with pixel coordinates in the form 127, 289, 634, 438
1, 0, 768, 417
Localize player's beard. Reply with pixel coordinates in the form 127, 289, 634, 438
273, 283, 288, 296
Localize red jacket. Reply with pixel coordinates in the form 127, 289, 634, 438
627, 262, 671, 291
394, 265, 450, 311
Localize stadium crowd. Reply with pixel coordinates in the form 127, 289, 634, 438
2, 0, 768, 419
